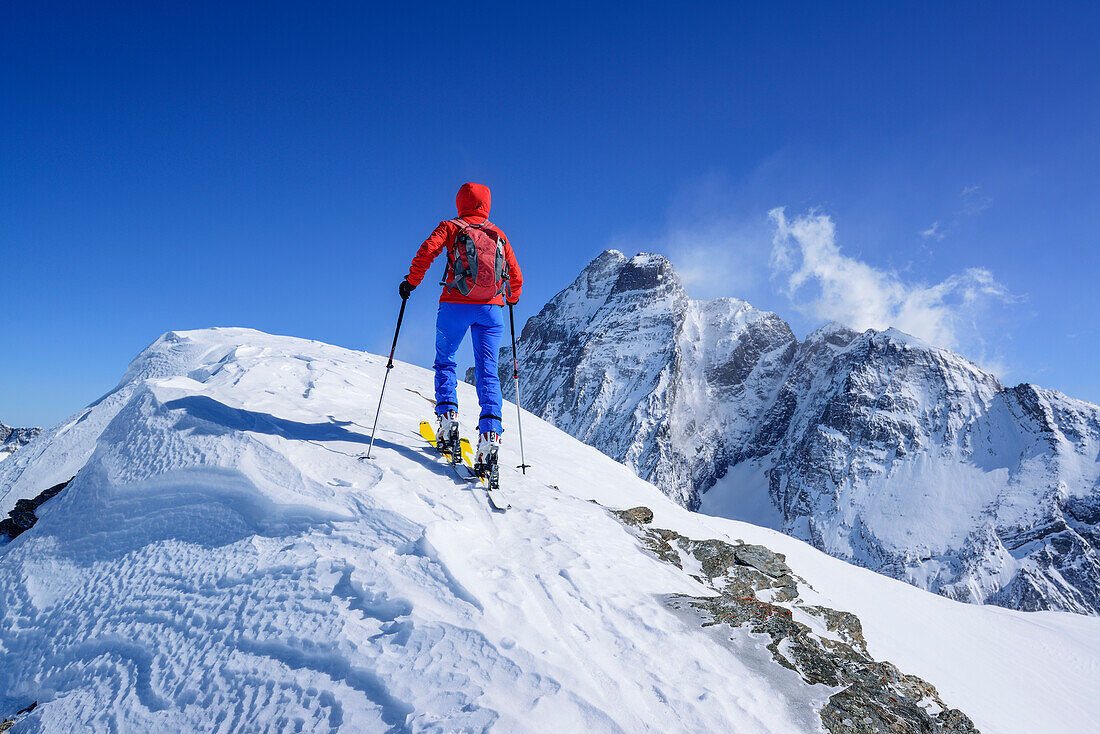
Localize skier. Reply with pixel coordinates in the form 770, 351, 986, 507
400, 182, 523, 476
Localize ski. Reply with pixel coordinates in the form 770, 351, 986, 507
485, 487, 510, 511
419, 421, 476, 482
460, 433, 510, 511
463, 437, 510, 511
413, 421, 509, 511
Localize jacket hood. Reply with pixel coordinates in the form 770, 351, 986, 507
456, 182, 491, 220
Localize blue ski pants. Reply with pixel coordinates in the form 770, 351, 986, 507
434, 302, 504, 435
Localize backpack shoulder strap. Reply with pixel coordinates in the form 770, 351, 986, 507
452, 217, 492, 231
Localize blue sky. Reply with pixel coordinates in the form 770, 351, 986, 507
3, 1, 1099, 427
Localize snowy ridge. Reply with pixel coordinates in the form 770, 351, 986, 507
2, 328, 1097, 732
503, 252, 1100, 615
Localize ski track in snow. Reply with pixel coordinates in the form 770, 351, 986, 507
0, 328, 1097, 733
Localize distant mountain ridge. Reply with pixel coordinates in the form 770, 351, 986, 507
0, 421, 41, 462
492, 250, 1100, 615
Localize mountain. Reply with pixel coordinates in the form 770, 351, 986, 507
488, 251, 798, 509
2, 328, 1096, 732
0, 421, 41, 462
497, 251, 1100, 616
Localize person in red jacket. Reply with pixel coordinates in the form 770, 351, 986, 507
400, 182, 523, 466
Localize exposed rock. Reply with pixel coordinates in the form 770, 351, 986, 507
0, 480, 71, 541
0, 701, 37, 731
612, 506, 654, 526
611, 505, 980, 734
733, 544, 791, 578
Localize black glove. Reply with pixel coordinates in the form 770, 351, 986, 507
399, 279, 415, 299
506, 295, 519, 306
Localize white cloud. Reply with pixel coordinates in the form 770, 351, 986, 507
769, 208, 1015, 352
661, 220, 771, 299
920, 221, 946, 240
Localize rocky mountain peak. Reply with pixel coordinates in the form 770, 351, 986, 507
609, 252, 681, 294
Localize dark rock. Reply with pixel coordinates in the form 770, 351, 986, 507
733, 544, 791, 578
0, 480, 71, 541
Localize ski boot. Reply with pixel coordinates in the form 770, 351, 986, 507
475, 432, 502, 490
437, 410, 461, 466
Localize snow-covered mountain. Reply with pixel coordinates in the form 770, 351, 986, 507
0, 421, 41, 463
500, 251, 1100, 616
2, 328, 1097, 732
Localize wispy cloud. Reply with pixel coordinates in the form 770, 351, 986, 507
770, 208, 1017, 355
604, 173, 1022, 375
920, 185, 994, 240
920, 221, 946, 241
658, 219, 771, 299
960, 185, 993, 215
609, 173, 774, 300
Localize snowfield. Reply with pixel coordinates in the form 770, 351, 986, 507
0, 328, 1097, 732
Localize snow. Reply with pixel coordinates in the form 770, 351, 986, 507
1, 327, 1098, 732
697, 459, 783, 530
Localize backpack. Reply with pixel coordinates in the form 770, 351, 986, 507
442, 218, 509, 301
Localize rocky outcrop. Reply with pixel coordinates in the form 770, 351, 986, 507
613, 505, 979, 733
0, 479, 70, 541
506, 251, 1100, 615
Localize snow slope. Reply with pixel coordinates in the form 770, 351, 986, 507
1, 328, 1097, 732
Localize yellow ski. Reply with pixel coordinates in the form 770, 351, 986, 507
460, 437, 475, 472
421, 422, 507, 509
420, 421, 474, 481
419, 420, 441, 451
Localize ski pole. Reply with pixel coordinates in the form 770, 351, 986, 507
508, 303, 530, 474
366, 294, 408, 459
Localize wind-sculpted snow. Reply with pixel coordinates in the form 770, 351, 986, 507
2, 328, 1097, 732
505, 252, 1100, 616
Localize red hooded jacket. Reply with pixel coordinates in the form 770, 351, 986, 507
406, 183, 523, 306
